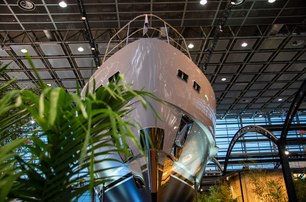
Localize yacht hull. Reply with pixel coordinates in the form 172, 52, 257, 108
85, 38, 217, 202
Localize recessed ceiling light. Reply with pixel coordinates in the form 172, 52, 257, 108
221, 77, 227, 81
231, 0, 245, 6
91, 47, 95, 51
21, 48, 28, 53
241, 42, 248, 47
188, 43, 194, 49
200, 0, 207, 5
291, 39, 304, 47
258, 114, 263, 117
17, 0, 35, 11
59, 1, 67, 8
77, 47, 84, 52
278, 98, 283, 101
268, 0, 276, 3
81, 16, 86, 20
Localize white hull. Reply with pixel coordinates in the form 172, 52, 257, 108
84, 38, 217, 202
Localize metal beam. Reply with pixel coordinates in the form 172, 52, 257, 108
77, 0, 100, 67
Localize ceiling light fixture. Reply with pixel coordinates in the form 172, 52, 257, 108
81, 16, 86, 20
17, 0, 35, 11
221, 77, 227, 81
58, 1, 67, 8
231, 0, 245, 6
77, 47, 84, 52
188, 43, 194, 49
241, 42, 248, 47
259, 114, 263, 117
30, 119, 35, 124
21, 48, 28, 53
47, 83, 52, 87
278, 98, 283, 101
91, 47, 95, 51
200, 0, 207, 5
268, 0, 276, 3
291, 39, 304, 47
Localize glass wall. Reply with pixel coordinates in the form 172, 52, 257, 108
206, 112, 306, 172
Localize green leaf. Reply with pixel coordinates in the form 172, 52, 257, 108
48, 88, 61, 126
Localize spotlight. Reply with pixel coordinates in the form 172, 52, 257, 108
188, 43, 194, 49
77, 47, 84, 52
268, 0, 276, 3
200, 0, 207, 5
91, 47, 95, 51
21, 48, 28, 53
278, 98, 283, 102
241, 42, 248, 47
81, 16, 86, 20
59, 1, 67, 8
221, 77, 227, 81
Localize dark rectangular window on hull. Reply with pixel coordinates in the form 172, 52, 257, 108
193, 81, 201, 93
108, 71, 120, 83
177, 69, 188, 82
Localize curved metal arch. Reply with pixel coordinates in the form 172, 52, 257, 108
212, 157, 223, 172
277, 80, 306, 202
280, 79, 306, 146
223, 125, 278, 175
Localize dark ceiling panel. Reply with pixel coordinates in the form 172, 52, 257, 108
205, 65, 216, 74
213, 84, 228, 91
220, 65, 240, 73
250, 52, 273, 62
269, 82, 287, 89
243, 64, 262, 73
256, 97, 271, 103
249, 83, 268, 90
226, 53, 248, 63
236, 74, 254, 82
256, 74, 276, 82
273, 51, 298, 61
259, 38, 283, 50
208, 53, 223, 63
264, 63, 286, 72
297, 52, 306, 61
277, 73, 297, 81
214, 40, 230, 51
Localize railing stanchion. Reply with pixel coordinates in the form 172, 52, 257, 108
126, 24, 130, 45
164, 22, 169, 44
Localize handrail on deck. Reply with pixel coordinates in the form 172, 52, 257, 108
102, 14, 191, 63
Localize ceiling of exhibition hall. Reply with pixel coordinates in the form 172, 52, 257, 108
0, 0, 306, 119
